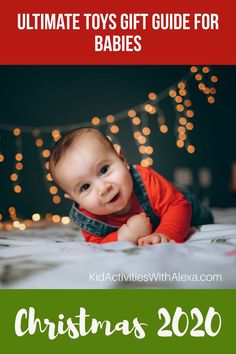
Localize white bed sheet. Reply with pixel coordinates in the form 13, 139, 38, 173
0, 208, 236, 289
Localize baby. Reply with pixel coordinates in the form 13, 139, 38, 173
49, 127, 213, 245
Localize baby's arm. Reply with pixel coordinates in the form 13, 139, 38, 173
81, 212, 151, 244
143, 168, 192, 242
118, 212, 152, 243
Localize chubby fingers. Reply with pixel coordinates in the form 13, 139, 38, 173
138, 234, 161, 246
138, 234, 176, 246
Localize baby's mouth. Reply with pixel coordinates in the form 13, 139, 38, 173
108, 192, 120, 203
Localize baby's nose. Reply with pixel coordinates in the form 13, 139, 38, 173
98, 182, 112, 196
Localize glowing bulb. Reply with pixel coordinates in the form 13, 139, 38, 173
36, 138, 43, 147
208, 96, 215, 104
138, 136, 147, 144
144, 104, 154, 113
186, 122, 194, 130
175, 95, 183, 103
13, 221, 20, 228
178, 126, 186, 134
52, 129, 60, 138
61, 217, 70, 225
198, 83, 205, 90
141, 159, 148, 167
0, 154, 4, 162
15, 153, 23, 161
178, 133, 187, 140
178, 82, 185, 89
19, 224, 26, 231
133, 131, 141, 139
169, 89, 176, 98
16, 162, 23, 170
53, 195, 61, 204
52, 215, 61, 223
176, 104, 184, 112
176, 140, 184, 148
106, 115, 115, 123
195, 74, 202, 81
146, 157, 153, 166
187, 145, 196, 154
146, 146, 153, 155
128, 110, 136, 118
32, 213, 41, 221
8, 207, 16, 214
139, 146, 146, 154
203, 87, 210, 94
179, 89, 187, 96
142, 127, 151, 135
202, 66, 210, 73
149, 106, 156, 114
14, 185, 22, 193
186, 110, 194, 118
113, 144, 120, 151
46, 173, 53, 181
184, 99, 192, 107
110, 125, 119, 134
211, 75, 218, 83
132, 117, 141, 125
13, 128, 21, 136
160, 125, 168, 133
179, 117, 187, 125
148, 92, 157, 100
42, 149, 50, 158
50, 186, 58, 195
190, 66, 198, 73
91, 117, 100, 126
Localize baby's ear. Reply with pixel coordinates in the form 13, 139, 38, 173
64, 193, 73, 200
115, 144, 125, 159
114, 145, 129, 168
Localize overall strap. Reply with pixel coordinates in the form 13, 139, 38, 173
129, 165, 160, 231
70, 203, 118, 236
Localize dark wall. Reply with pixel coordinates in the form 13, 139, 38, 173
0, 65, 235, 219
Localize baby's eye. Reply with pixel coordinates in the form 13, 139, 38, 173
80, 183, 90, 192
100, 165, 109, 175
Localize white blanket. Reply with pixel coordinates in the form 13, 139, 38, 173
0, 208, 236, 289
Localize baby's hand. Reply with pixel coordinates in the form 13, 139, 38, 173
138, 233, 176, 246
118, 212, 152, 243
126, 212, 152, 237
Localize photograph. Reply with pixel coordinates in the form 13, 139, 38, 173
0, 65, 235, 289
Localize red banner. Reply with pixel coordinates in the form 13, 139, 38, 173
0, 0, 234, 64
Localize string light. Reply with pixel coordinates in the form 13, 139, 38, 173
194, 66, 218, 103
33, 130, 62, 205
11, 130, 23, 193
130, 103, 154, 166
105, 115, 121, 147
0, 66, 218, 223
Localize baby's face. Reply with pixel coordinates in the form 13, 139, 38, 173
54, 135, 133, 215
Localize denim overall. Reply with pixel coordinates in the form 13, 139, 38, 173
69, 165, 214, 237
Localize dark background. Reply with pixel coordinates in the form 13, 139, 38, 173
0, 65, 235, 220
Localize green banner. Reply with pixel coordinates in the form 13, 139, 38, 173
0, 290, 234, 353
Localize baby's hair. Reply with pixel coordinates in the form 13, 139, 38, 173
49, 127, 116, 180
